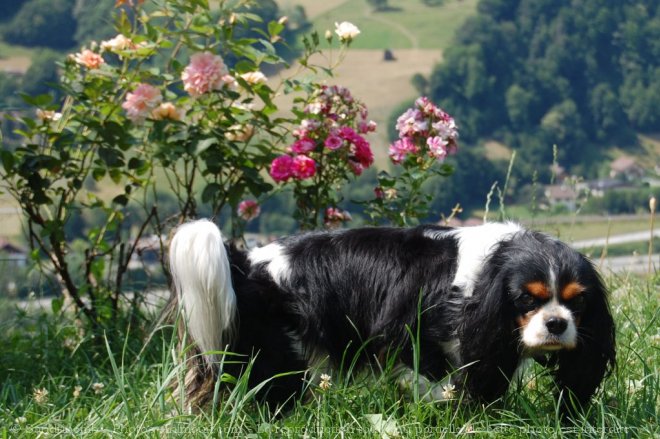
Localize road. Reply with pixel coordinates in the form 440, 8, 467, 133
596, 253, 659, 274
572, 230, 660, 249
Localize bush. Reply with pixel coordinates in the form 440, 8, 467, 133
0, 1, 403, 327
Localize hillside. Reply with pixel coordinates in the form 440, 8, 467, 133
426, 0, 660, 181
1, 0, 657, 234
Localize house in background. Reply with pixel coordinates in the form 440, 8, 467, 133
610, 155, 645, 181
544, 184, 578, 211
0, 237, 27, 268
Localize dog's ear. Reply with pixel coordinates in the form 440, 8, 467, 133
458, 262, 520, 402
553, 264, 615, 416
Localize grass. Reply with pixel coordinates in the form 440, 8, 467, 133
0, 41, 40, 74
530, 216, 655, 243
1, 273, 658, 437
309, 0, 478, 50
275, 0, 350, 19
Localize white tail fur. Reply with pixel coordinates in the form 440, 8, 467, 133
169, 219, 236, 366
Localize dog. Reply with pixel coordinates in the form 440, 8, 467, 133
167, 220, 615, 415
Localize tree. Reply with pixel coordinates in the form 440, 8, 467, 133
21, 50, 62, 98
366, 0, 389, 12
0, 73, 22, 108
2, 0, 76, 49
73, 0, 116, 47
426, 0, 659, 181
0, 0, 29, 21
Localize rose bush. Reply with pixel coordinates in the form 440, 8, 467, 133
367, 97, 458, 226
269, 84, 377, 229
0, 0, 457, 326
0, 0, 374, 324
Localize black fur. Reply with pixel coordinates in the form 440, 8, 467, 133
175, 224, 615, 414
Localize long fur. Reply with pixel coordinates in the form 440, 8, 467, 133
169, 219, 237, 366
166, 220, 615, 415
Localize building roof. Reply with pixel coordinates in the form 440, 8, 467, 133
610, 155, 641, 173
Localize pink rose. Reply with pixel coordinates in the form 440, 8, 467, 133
122, 83, 162, 122
324, 135, 343, 150
427, 136, 448, 161
237, 200, 260, 221
270, 155, 294, 182
432, 119, 458, 140
388, 137, 418, 164
73, 49, 104, 69
338, 126, 358, 141
291, 155, 316, 180
351, 137, 373, 168
181, 52, 230, 97
301, 119, 321, 131
395, 108, 420, 137
291, 138, 316, 154
415, 96, 436, 115
358, 120, 378, 134
324, 207, 352, 228
348, 160, 364, 176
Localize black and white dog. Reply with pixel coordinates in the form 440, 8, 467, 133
168, 220, 615, 414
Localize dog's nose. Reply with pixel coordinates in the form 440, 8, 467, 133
545, 317, 568, 335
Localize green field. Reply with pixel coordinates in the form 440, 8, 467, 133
529, 216, 656, 243
309, 0, 478, 50
1, 273, 658, 437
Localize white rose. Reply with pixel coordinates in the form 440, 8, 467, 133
101, 34, 133, 52
334, 21, 360, 42
239, 71, 267, 85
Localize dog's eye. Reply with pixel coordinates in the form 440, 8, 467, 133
515, 293, 538, 310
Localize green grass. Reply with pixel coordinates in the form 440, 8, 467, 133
582, 237, 660, 259
0, 40, 41, 59
486, 206, 654, 243
310, 0, 478, 50
531, 216, 655, 243
1, 273, 658, 437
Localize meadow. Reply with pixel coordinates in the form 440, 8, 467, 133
0, 2, 658, 436
0, 272, 657, 438
306, 0, 479, 50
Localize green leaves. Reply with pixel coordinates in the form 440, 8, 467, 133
0, 0, 391, 325
1, 150, 15, 174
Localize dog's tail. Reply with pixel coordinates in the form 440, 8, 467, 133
169, 219, 237, 370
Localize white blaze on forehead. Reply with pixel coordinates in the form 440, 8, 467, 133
448, 222, 523, 297
248, 242, 291, 285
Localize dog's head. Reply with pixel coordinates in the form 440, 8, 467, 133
506, 233, 596, 354
460, 230, 615, 411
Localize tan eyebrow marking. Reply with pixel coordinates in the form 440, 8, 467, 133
525, 281, 550, 300
561, 281, 586, 301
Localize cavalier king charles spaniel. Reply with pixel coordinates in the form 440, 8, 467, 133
168, 220, 615, 415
